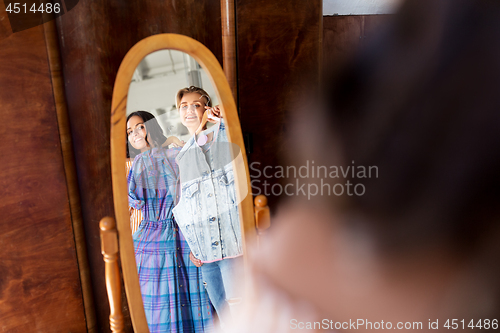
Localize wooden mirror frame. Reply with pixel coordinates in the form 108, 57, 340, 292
110, 33, 256, 332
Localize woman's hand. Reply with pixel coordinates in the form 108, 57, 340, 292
205, 105, 222, 123
162, 136, 185, 148
189, 251, 203, 267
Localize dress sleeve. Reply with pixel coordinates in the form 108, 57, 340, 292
128, 155, 146, 210
126, 160, 143, 232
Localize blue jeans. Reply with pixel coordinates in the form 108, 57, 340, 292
200, 257, 243, 326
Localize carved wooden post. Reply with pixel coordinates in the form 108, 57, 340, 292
254, 195, 271, 245
100, 217, 124, 333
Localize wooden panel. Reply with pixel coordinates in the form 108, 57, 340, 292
0, 12, 87, 333
43, 18, 97, 332
54, 1, 223, 331
323, 15, 392, 68
0, 1, 12, 41
236, 0, 322, 209
323, 15, 363, 67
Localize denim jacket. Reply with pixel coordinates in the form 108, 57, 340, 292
172, 120, 243, 262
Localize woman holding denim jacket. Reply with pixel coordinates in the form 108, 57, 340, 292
172, 87, 244, 327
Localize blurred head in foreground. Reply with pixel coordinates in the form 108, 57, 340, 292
240, 0, 500, 330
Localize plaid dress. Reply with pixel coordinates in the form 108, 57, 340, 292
128, 147, 214, 333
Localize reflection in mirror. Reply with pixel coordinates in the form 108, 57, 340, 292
127, 50, 218, 143
124, 49, 245, 332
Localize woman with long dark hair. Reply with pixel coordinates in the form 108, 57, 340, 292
126, 111, 183, 233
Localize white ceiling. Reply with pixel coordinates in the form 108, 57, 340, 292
323, 0, 403, 15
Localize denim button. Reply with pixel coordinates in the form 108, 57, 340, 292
210, 217, 216, 221
208, 193, 213, 197
213, 241, 219, 246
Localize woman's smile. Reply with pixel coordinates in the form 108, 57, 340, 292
184, 114, 199, 122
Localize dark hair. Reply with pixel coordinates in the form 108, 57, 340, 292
292, 0, 500, 256
126, 111, 167, 158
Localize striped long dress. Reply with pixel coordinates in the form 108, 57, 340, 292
128, 147, 214, 333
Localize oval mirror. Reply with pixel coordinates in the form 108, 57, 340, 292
110, 33, 256, 332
